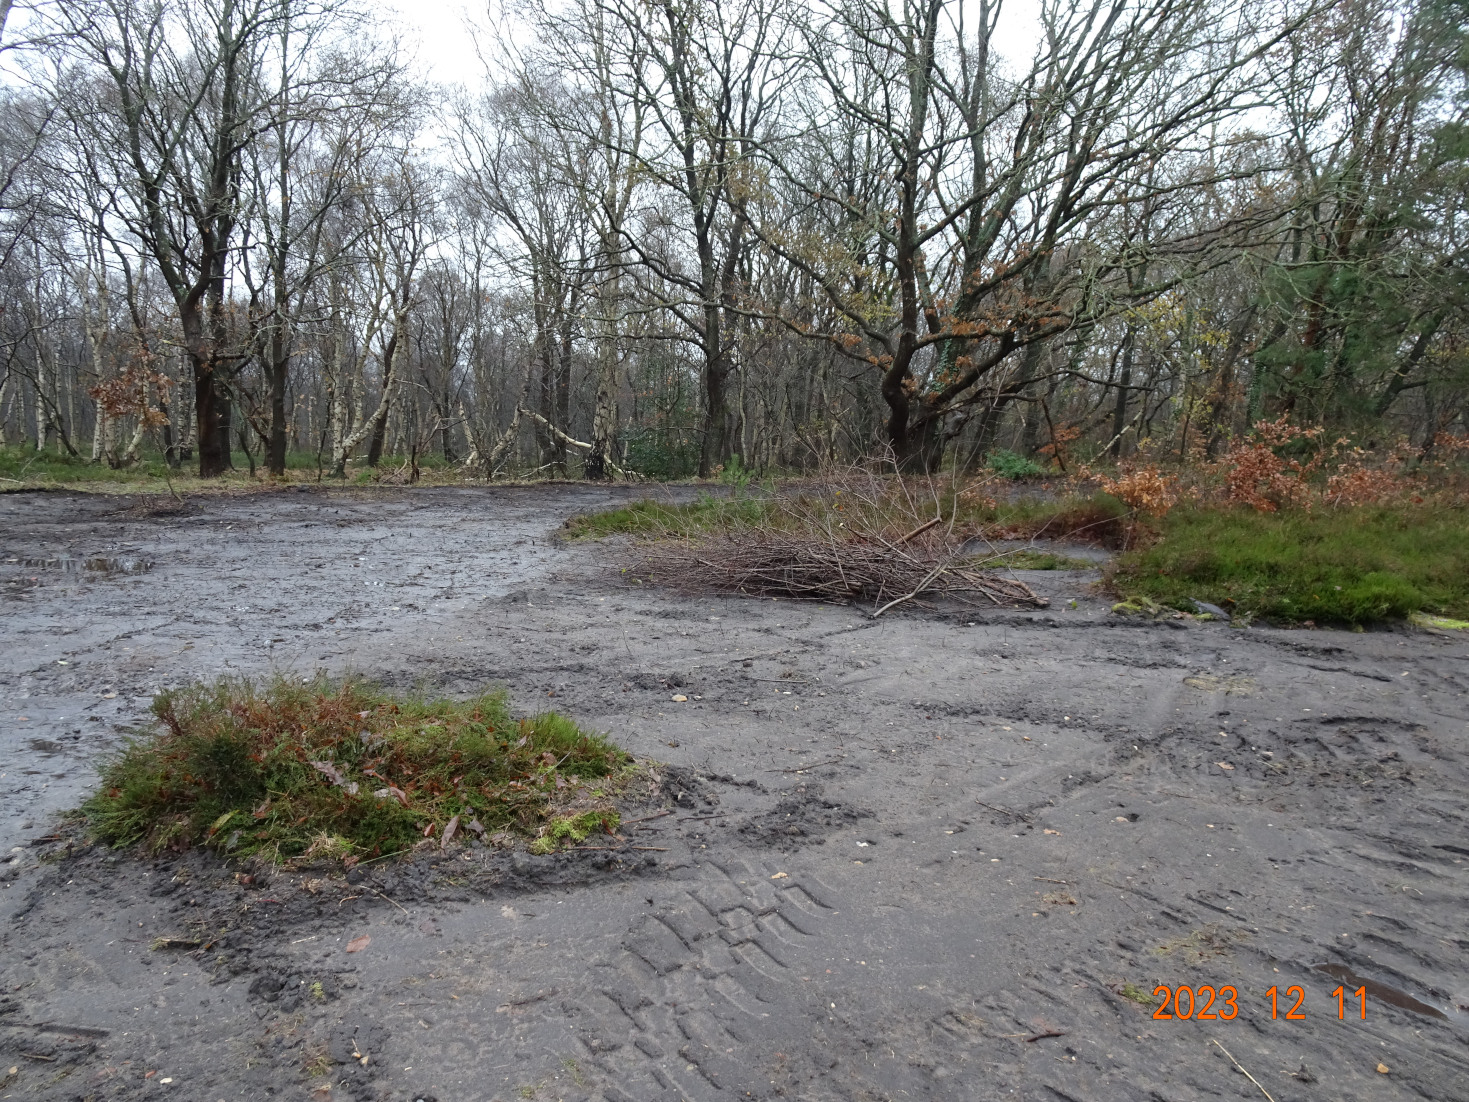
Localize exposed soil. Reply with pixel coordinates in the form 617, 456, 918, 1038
1, 485, 1466, 1102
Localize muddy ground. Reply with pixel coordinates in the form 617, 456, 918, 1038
1, 485, 1465, 1102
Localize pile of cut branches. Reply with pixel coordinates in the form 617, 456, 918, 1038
634, 527, 1047, 617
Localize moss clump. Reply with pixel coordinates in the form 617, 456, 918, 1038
1112, 505, 1469, 626
1116, 983, 1161, 1008
997, 549, 1098, 570
83, 676, 634, 862
529, 810, 621, 854
1111, 596, 1172, 619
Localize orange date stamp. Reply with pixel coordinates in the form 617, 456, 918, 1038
1151, 984, 1369, 1021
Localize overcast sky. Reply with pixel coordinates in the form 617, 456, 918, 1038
378, 0, 1045, 92
378, 0, 488, 88
0, 1, 1045, 104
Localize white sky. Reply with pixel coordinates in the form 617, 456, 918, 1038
377, 0, 492, 90
379, 0, 1045, 92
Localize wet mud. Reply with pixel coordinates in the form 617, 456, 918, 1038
1, 485, 1467, 1101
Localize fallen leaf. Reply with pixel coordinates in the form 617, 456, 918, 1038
770, 872, 788, 880
1216, 762, 1234, 770
372, 785, 409, 807
440, 815, 460, 849
309, 760, 349, 786
345, 935, 371, 953
1377, 1064, 1390, 1074
671, 694, 688, 702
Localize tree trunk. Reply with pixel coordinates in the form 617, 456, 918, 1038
365, 325, 401, 467
192, 358, 231, 477
1109, 328, 1136, 458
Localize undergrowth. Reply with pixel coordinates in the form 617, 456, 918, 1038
564, 484, 1128, 547
83, 676, 634, 862
987, 449, 1048, 479
1112, 505, 1469, 625
562, 493, 771, 539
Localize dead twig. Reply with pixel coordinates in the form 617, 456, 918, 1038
977, 801, 1033, 822
895, 515, 943, 545
767, 758, 844, 773
619, 810, 674, 826
635, 532, 1044, 612
369, 887, 409, 916
1212, 1039, 1279, 1102
871, 560, 949, 619
1025, 1030, 1068, 1043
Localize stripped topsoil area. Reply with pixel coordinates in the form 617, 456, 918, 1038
1, 485, 1466, 1102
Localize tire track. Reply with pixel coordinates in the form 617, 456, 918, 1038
581, 855, 841, 1100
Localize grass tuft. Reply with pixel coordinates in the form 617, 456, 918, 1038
83, 676, 634, 862
1112, 505, 1469, 625
562, 493, 770, 539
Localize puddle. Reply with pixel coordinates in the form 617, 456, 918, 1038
19, 556, 152, 575
1313, 963, 1449, 1020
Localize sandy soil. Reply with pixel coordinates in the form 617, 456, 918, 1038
1, 485, 1465, 1102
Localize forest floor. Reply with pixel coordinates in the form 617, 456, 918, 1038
1, 484, 1466, 1102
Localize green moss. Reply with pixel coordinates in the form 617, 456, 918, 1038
529, 810, 620, 854
1409, 612, 1469, 630
1112, 505, 1469, 626
82, 676, 635, 862
993, 548, 1099, 570
1111, 596, 1171, 618
1117, 983, 1161, 1008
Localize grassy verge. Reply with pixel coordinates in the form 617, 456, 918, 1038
1, 443, 184, 489
83, 677, 636, 863
1112, 505, 1469, 625
562, 493, 771, 539
0, 443, 573, 493
564, 485, 1127, 546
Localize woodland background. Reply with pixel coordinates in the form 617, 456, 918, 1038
0, 0, 1464, 483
